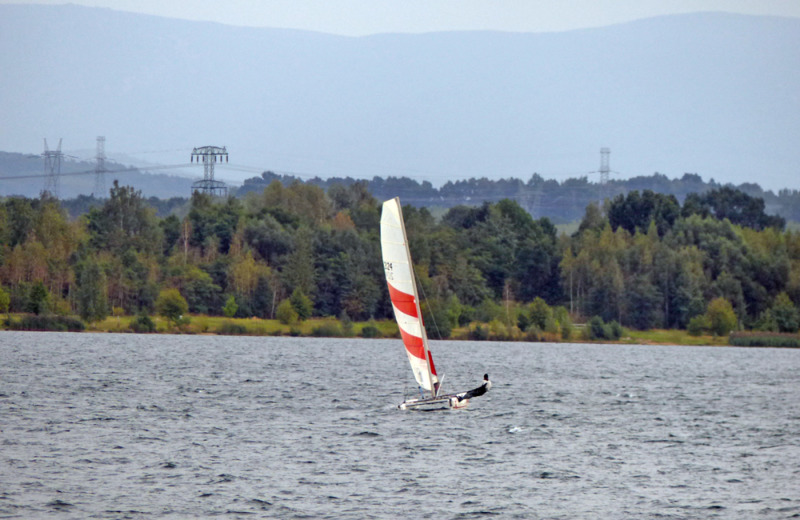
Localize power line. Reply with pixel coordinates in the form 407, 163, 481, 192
0, 163, 193, 181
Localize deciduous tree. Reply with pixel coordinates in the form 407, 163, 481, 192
706, 297, 737, 336
156, 288, 188, 327
75, 259, 108, 323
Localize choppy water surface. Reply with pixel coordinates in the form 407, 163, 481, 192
1, 332, 799, 519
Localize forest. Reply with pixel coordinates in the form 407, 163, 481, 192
1, 178, 799, 338
237, 170, 800, 224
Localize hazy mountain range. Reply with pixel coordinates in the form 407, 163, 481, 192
1, 4, 798, 193
0, 151, 193, 199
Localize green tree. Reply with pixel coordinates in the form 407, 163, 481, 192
625, 273, 662, 330
586, 315, 623, 340
0, 286, 10, 319
740, 227, 791, 320
514, 222, 560, 302
475, 299, 503, 323
447, 256, 491, 307
179, 265, 222, 315
311, 226, 382, 320
86, 181, 162, 253
228, 250, 263, 311
442, 203, 489, 230
75, 259, 108, 323
341, 272, 381, 321
283, 227, 316, 297
328, 181, 377, 218
586, 226, 626, 323
663, 243, 708, 328
33, 198, 78, 297
770, 292, 799, 333
243, 214, 293, 266
577, 202, 606, 235
587, 316, 607, 340
27, 281, 49, 315
186, 193, 244, 255
129, 313, 156, 333
155, 288, 189, 327
101, 249, 158, 314
421, 300, 452, 339
160, 214, 182, 256
276, 299, 298, 325
608, 190, 679, 236
706, 297, 737, 336
687, 314, 711, 336
223, 295, 239, 318
290, 288, 313, 320
682, 187, 785, 231
257, 180, 331, 226
713, 271, 746, 323
528, 297, 552, 330
251, 275, 275, 319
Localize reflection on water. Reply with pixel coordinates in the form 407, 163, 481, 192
1, 332, 798, 518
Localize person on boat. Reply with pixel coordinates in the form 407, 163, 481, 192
419, 380, 440, 399
457, 374, 491, 401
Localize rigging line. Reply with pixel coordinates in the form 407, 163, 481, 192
414, 265, 443, 341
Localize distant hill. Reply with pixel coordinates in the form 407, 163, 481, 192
1, 5, 798, 192
0, 152, 193, 199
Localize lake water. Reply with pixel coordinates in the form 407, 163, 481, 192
1, 332, 799, 519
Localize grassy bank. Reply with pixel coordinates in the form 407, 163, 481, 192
1, 313, 743, 347
620, 329, 730, 347
84, 314, 402, 338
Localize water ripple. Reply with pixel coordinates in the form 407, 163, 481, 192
0, 333, 798, 518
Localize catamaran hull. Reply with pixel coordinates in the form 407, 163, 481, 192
399, 395, 469, 411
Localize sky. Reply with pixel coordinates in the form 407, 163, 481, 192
4, 0, 800, 35
3, 0, 798, 192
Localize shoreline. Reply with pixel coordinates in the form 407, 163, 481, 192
0, 313, 745, 347
8, 314, 800, 348
5, 326, 798, 348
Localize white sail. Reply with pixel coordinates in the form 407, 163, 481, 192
380, 197, 439, 394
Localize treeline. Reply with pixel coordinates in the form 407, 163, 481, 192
237, 170, 800, 224
5, 146, 800, 223
54, 171, 800, 226
1, 179, 799, 338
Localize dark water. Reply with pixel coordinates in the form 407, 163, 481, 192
1, 332, 799, 519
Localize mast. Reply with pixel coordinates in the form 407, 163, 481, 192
393, 197, 436, 399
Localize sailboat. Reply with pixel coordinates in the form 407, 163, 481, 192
380, 197, 470, 411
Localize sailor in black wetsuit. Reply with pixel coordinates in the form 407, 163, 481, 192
457, 374, 491, 401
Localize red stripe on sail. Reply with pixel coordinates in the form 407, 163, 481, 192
428, 351, 438, 376
399, 326, 438, 377
399, 328, 425, 360
388, 282, 417, 318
